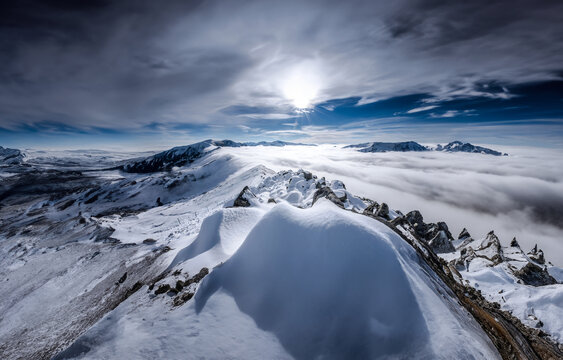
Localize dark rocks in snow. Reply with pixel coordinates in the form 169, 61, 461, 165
514, 263, 557, 286
459, 228, 471, 240
429, 231, 455, 254
477, 231, 504, 264
362, 202, 379, 216
175, 280, 184, 292
186, 267, 209, 286
405, 210, 424, 226
375, 202, 390, 220
156, 197, 163, 207
528, 244, 545, 265
233, 186, 254, 207
312, 186, 344, 208
301, 170, 313, 181
154, 284, 171, 295
173, 291, 195, 307
510, 237, 520, 248
143, 238, 157, 245
118, 272, 127, 284
92, 225, 116, 242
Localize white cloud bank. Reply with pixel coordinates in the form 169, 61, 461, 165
224, 144, 563, 266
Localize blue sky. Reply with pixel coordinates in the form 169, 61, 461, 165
0, 0, 562, 149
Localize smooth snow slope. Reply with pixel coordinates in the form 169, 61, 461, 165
59, 200, 500, 359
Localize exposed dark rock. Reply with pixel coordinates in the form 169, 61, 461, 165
362, 202, 379, 215
312, 186, 344, 208
458, 228, 471, 240
185, 267, 209, 286
84, 194, 99, 204
118, 272, 127, 284
510, 237, 520, 248
175, 280, 184, 292
527, 244, 545, 264
154, 284, 171, 295
143, 238, 157, 245
375, 203, 390, 220
514, 263, 557, 286
267, 198, 276, 204
302, 170, 313, 181
477, 231, 504, 264
173, 292, 195, 307
428, 230, 455, 253
405, 210, 424, 226
233, 186, 253, 207
156, 197, 163, 206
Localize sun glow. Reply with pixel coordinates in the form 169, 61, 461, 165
281, 63, 322, 109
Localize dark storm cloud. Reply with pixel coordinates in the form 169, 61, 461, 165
0, 0, 562, 140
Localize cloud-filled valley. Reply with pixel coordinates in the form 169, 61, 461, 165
216, 145, 563, 265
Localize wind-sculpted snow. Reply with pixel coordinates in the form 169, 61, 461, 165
1, 144, 561, 359
195, 201, 431, 359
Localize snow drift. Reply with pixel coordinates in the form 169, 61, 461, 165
194, 200, 499, 359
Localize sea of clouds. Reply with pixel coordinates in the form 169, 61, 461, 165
226, 144, 563, 266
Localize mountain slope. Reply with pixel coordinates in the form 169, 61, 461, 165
436, 141, 505, 156
345, 141, 428, 152
54, 200, 500, 360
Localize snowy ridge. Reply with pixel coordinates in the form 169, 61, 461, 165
121, 139, 314, 173
0, 145, 560, 359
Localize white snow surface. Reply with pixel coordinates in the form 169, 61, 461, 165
57, 200, 499, 360
2, 143, 562, 359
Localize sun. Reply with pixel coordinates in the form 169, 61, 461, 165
281, 64, 321, 109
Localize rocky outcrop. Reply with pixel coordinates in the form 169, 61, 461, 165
475, 231, 504, 265
459, 228, 471, 240
312, 187, 344, 208
375, 203, 390, 220
233, 186, 254, 207
528, 244, 545, 265
514, 263, 557, 286
510, 237, 520, 248
429, 230, 455, 253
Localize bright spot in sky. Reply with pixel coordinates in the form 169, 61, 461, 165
281, 63, 322, 109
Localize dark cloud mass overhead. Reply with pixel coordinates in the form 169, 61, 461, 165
0, 0, 562, 147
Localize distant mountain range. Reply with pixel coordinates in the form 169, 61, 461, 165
346, 140, 506, 156
122, 139, 314, 173
345, 141, 428, 153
